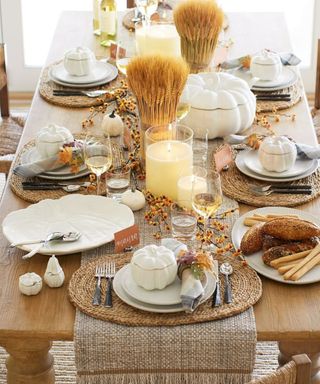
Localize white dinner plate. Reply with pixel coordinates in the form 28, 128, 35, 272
20, 147, 88, 176
231, 67, 298, 91
51, 61, 112, 84
114, 265, 216, 313
235, 150, 319, 182
243, 149, 315, 178
231, 207, 320, 285
122, 264, 208, 305
49, 63, 118, 88
2, 195, 134, 255
38, 168, 91, 180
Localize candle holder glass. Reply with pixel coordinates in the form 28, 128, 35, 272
145, 124, 194, 201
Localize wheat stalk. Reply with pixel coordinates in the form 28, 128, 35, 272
174, 0, 224, 73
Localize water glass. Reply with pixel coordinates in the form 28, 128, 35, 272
106, 168, 131, 201
171, 202, 197, 240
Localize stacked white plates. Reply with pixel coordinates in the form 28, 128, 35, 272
49, 61, 118, 88
21, 146, 90, 181
113, 264, 216, 313
235, 150, 318, 182
232, 66, 298, 92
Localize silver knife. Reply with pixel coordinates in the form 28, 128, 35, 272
212, 260, 221, 307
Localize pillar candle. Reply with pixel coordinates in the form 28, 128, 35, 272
177, 175, 207, 209
135, 23, 181, 57
146, 141, 193, 201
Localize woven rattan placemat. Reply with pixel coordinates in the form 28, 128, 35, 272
255, 80, 302, 113
221, 162, 320, 207
9, 135, 124, 203
39, 60, 125, 108
68, 252, 262, 326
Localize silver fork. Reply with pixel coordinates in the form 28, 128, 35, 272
92, 265, 105, 306
249, 186, 312, 196
104, 262, 116, 308
53, 89, 114, 98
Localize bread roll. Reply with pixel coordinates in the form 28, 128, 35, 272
262, 218, 320, 240
240, 222, 264, 255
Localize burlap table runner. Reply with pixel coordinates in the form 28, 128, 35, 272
74, 195, 257, 384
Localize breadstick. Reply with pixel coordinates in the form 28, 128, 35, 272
243, 218, 262, 227
278, 259, 320, 275
291, 252, 320, 281
270, 249, 312, 268
283, 243, 320, 280
266, 214, 299, 218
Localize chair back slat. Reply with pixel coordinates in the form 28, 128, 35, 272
0, 43, 9, 117
315, 39, 320, 109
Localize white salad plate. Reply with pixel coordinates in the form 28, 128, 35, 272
232, 67, 298, 91
231, 207, 320, 285
114, 265, 216, 313
243, 149, 315, 178
49, 63, 118, 88
51, 61, 112, 84
121, 264, 208, 306
2, 195, 134, 255
235, 150, 319, 182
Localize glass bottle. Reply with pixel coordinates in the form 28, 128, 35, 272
100, 0, 117, 47
93, 0, 101, 36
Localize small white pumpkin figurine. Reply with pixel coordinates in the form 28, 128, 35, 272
121, 188, 146, 211
101, 110, 124, 137
19, 273, 42, 296
36, 124, 74, 159
44, 255, 65, 288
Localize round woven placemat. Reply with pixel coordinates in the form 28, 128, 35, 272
221, 162, 320, 207
9, 135, 124, 203
255, 80, 302, 113
68, 253, 262, 326
39, 60, 125, 108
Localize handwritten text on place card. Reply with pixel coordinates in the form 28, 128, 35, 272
114, 224, 140, 253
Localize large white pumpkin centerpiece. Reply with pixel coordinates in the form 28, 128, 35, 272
181, 72, 256, 139
131, 245, 178, 290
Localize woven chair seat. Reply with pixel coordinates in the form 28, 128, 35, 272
311, 108, 320, 143
0, 113, 26, 174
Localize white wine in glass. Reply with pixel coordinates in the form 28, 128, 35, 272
84, 132, 113, 195
192, 169, 222, 248
176, 102, 191, 121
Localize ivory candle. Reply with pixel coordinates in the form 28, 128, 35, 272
177, 175, 207, 209
146, 141, 193, 201
135, 23, 181, 57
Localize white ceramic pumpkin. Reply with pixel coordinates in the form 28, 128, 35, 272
250, 50, 282, 81
102, 110, 124, 137
131, 245, 178, 290
121, 189, 146, 211
19, 273, 42, 296
36, 124, 74, 159
258, 136, 297, 172
181, 72, 256, 139
64, 46, 95, 76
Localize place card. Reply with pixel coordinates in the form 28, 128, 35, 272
213, 144, 233, 172
114, 224, 140, 253
110, 43, 126, 60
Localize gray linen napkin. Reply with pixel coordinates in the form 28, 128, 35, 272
161, 238, 206, 313
220, 52, 301, 71
225, 134, 320, 160
13, 155, 64, 178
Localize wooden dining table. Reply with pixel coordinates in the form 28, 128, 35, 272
0, 10, 319, 384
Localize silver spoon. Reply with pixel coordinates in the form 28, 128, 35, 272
220, 263, 233, 304
21, 232, 81, 260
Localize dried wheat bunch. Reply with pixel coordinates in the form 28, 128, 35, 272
174, 0, 224, 72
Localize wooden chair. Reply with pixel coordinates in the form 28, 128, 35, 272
127, 0, 135, 8
247, 354, 311, 384
0, 43, 25, 175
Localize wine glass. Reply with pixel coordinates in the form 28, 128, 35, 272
135, 0, 158, 23
191, 168, 222, 249
84, 130, 113, 195
116, 41, 135, 76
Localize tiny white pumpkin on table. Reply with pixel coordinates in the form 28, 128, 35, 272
250, 50, 282, 81
44, 255, 65, 288
19, 272, 42, 296
181, 72, 256, 139
258, 136, 297, 172
36, 124, 74, 159
131, 245, 178, 290
121, 188, 146, 211
101, 110, 124, 137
